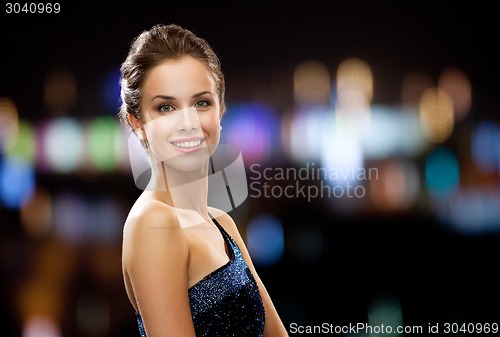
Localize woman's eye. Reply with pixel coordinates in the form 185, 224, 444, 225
159, 104, 174, 113
194, 100, 210, 108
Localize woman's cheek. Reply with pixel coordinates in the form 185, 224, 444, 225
200, 119, 220, 154
144, 117, 174, 158
146, 115, 173, 136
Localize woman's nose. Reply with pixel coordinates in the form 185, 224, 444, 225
176, 107, 200, 132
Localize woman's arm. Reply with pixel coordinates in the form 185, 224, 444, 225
123, 201, 196, 337
209, 208, 290, 337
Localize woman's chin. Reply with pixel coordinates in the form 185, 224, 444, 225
162, 153, 210, 173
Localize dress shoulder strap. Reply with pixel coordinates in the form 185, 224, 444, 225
208, 213, 235, 246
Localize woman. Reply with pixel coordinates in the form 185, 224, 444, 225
118, 23, 289, 336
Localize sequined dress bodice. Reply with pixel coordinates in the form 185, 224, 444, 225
135, 217, 265, 336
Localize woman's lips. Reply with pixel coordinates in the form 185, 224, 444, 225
170, 137, 205, 153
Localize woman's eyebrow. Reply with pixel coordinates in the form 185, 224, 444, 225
192, 91, 212, 98
151, 91, 212, 102
151, 95, 175, 102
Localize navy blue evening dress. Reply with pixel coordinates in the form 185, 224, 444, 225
135, 216, 265, 336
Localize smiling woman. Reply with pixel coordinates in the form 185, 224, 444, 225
117, 23, 289, 337
138, 58, 219, 177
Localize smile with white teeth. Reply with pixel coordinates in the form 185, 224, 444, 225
172, 139, 203, 149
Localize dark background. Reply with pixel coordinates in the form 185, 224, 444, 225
1, 1, 499, 336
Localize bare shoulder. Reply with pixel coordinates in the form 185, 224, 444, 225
123, 198, 187, 263
122, 198, 191, 318
124, 198, 181, 233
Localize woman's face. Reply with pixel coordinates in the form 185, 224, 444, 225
135, 56, 221, 173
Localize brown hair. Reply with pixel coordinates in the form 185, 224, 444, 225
118, 23, 226, 129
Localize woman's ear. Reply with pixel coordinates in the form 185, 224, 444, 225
128, 113, 146, 140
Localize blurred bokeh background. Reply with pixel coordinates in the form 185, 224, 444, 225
1, 2, 499, 336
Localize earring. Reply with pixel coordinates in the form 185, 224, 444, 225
140, 139, 150, 150
137, 128, 149, 150
219, 125, 222, 131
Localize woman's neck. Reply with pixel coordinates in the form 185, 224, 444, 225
146, 161, 211, 222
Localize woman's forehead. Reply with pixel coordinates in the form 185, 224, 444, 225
143, 57, 216, 97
